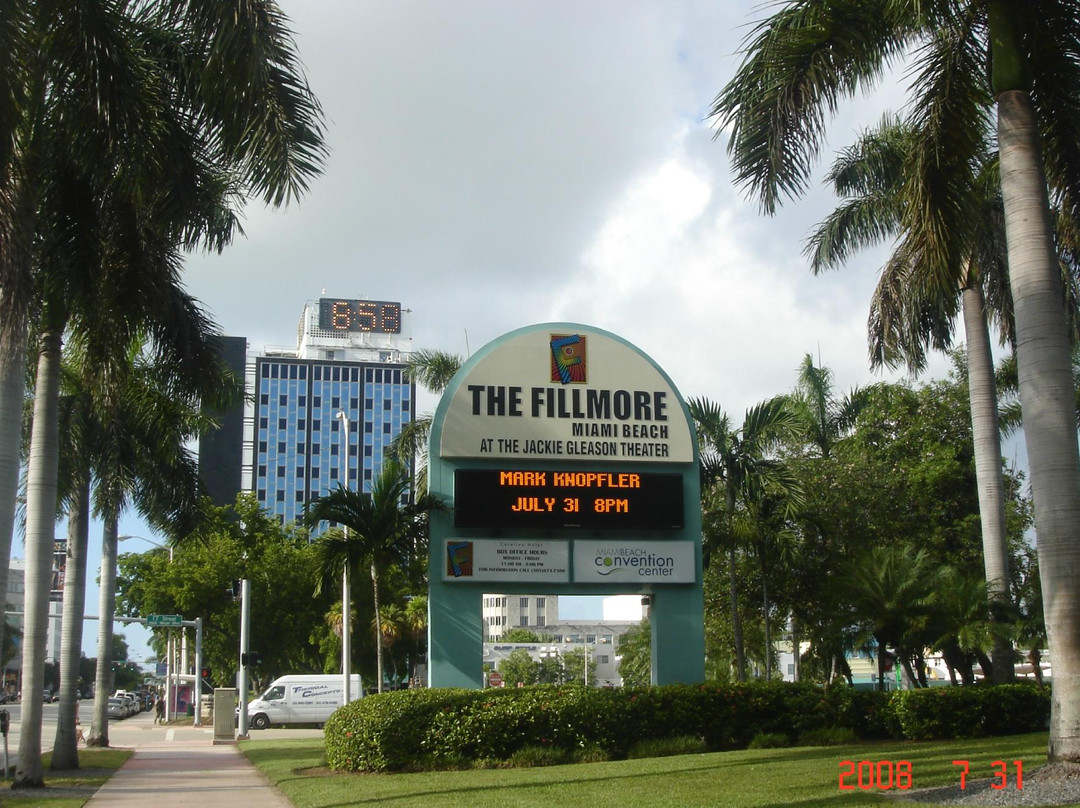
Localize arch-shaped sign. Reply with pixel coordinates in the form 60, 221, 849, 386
427, 323, 704, 688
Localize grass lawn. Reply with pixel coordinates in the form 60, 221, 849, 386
241, 731, 1048, 808
3, 748, 132, 808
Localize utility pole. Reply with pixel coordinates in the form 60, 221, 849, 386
336, 410, 352, 703
237, 579, 250, 739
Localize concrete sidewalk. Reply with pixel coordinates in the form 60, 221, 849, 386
84, 737, 294, 807
79, 715, 302, 807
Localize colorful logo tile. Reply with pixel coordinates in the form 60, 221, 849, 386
446, 541, 473, 578
550, 334, 586, 384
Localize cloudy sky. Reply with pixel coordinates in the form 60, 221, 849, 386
185, 0, 937, 408
57, 1, 985, 662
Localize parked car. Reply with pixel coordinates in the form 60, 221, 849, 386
113, 690, 138, 716
123, 694, 140, 716
107, 698, 127, 720
42, 689, 52, 703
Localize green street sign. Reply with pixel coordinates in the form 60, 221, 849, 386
147, 614, 183, 627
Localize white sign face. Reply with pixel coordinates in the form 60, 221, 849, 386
443, 539, 571, 583
439, 328, 693, 463
573, 540, 697, 584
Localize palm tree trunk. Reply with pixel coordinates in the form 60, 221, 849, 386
961, 283, 1014, 682
727, 488, 746, 681
729, 543, 746, 681
0, 102, 42, 693
52, 478, 90, 770
0, 343, 26, 682
1030, 648, 1045, 688
87, 518, 119, 747
998, 88, 1080, 764
762, 563, 771, 679
372, 562, 383, 694
900, 654, 919, 689
15, 329, 63, 788
790, 616, 800, 682
876, 640, 887, 692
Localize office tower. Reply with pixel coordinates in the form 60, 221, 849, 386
200, 298, 414, 532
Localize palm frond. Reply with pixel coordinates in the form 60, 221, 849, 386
710, 0, 916, 213
405, 349, 463, 393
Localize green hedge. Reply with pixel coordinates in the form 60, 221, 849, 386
323, 681, 1049, 773
890, 684, 1050, 740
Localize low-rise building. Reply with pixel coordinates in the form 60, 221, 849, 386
484, 620, 641, 687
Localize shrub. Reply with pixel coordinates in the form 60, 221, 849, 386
820, 686, 900, 740
324, 688, 474, 772
747, 731, 791, 749
322, 681, 1046, 772
891, 684, 1049, 741
797, 726, 859, 747
506, 744, 573, 768
627, 735, 708, 759
572, 744, 612, 764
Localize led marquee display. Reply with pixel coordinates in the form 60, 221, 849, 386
454, 469, 683, 530
318, 298, 402, 334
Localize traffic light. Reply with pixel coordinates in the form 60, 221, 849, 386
241, 651, 263, 667
200, 666, 212, 680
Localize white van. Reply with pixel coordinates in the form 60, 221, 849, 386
246, 675, 362, 729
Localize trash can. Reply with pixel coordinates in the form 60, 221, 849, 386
187, 705, 195, 717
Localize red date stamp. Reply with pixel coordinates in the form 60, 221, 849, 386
839, 760, 912, 790
839, 759, 1025, 791
953, 759, 1024, 790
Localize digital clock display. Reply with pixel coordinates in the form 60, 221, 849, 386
318, 298, 402, 334
454, 469, 684, 530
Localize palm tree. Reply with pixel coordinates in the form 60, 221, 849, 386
304, 461, 441, 693
784, 355, 873, 680
711, 2, 1080, 761
5, 4, 324, 784
389, 349, 464, 487
48, 355, 96, 770
803, 114, 1031, 682
21, 144, 236, 771
16, 319, 64, 786
690, 396, 801, 680
789, 355, 873, 461
374, 604, 405, 687
930, 567, 998, 686
0, 0, 325, 670
840, 545, 936, 690
403, 596, 428, 687
34, 156, 236, 764
85, 335, 236, 753
746, 490, 802, 680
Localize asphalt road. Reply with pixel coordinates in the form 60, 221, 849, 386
0, 701, 60, 774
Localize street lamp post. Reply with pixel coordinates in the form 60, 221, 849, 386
118, 534, 173, 562
336, 410, 352, 703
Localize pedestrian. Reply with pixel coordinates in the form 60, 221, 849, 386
154, 695, 165, 724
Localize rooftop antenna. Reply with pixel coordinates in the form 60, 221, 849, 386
464, 329, 471, 357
